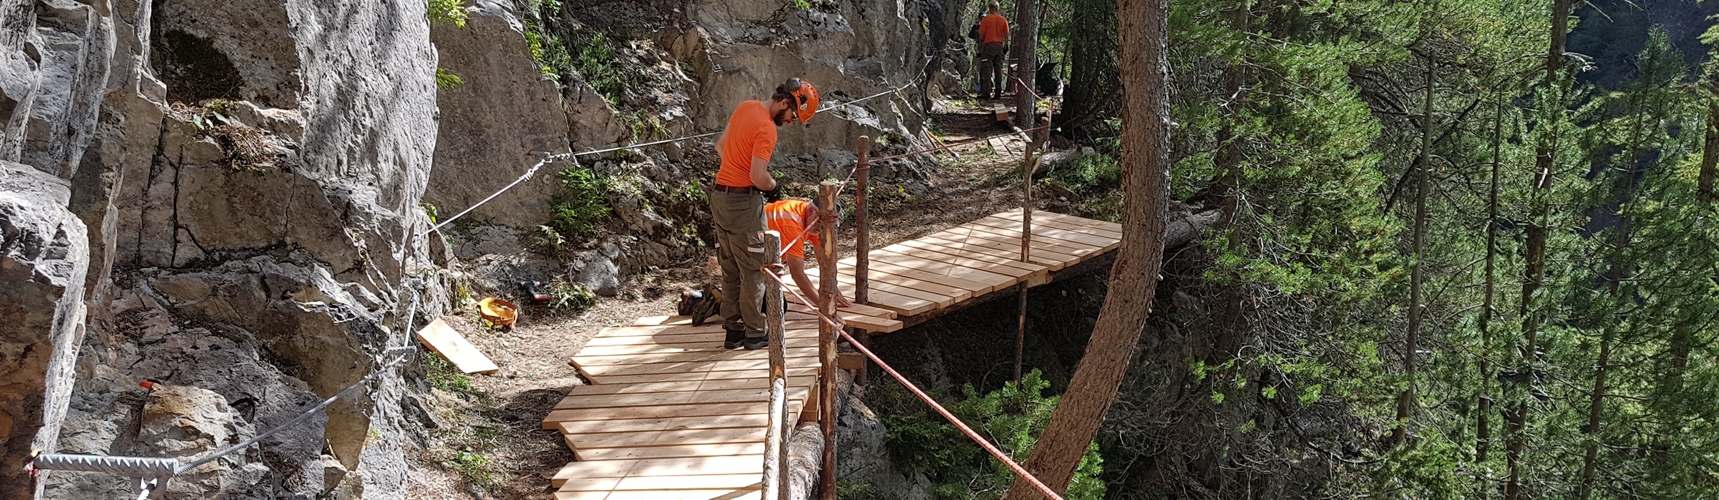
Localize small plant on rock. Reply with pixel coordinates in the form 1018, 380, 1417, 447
545, 279, 597, 314
547, 165, 613, 241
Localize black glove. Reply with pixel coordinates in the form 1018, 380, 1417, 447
763, 186, 783, 202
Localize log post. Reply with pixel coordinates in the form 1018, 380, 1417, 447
761, 230, 790, 500
855, 136, 870, 306
815, 182, 839, 500
1015, 117, 1050, 384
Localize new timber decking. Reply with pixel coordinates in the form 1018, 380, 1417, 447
543, 210, 1122, 499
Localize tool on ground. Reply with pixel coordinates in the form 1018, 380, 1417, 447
677, 283, 722, 326
517, 281, 552, 308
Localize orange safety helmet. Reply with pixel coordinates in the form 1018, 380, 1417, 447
783, 78, 820, 124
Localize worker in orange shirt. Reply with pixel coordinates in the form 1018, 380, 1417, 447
765, 198, 853, 313
975, 2, 1010, 99
712, 78, 819, 350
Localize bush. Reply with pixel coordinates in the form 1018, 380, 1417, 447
872, 370, 1106, 500
545, 279, 596, 314
1043, 152, 1122, 196
547, 165, 612, 241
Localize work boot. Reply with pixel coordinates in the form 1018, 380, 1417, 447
742, 336, 769, 351
723, 329, 746, 350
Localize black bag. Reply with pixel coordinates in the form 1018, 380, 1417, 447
967, 23, 980, 41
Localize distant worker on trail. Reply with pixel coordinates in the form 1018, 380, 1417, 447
975, 2, 1010, 100
711, 78, 820, 351
765, 198, 853, 310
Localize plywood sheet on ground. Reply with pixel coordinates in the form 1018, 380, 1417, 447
414, 318, 498, 374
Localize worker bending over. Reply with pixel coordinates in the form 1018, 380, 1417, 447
765, 198, 853, 315
711, 78, 819, 351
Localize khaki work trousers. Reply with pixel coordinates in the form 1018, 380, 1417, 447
977, 42, 1008, 97
709, 190, 766, 338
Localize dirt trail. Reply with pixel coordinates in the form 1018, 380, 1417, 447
409, 97, 1041, 499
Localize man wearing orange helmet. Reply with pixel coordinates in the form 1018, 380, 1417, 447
711, 78, 819, 350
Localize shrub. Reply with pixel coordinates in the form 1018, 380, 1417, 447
427, 0, 468, 27
545, 279, 596, 314
873, 370, 1106, 500
547, 165, 612, 241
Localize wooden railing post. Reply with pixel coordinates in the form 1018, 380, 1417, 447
855, 136, 870, 306
815, 182, 839, 500
1014, 117, 1050, 384
760, 231, 790, 500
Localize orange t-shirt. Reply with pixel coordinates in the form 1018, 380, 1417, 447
715, 100, 778, 188
979, 13, 1009, 44
766, 200, 820, 259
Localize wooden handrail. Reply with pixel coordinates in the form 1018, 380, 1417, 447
760, 230, 791, 500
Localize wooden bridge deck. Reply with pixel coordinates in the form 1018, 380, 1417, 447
542, 210, 1122, 499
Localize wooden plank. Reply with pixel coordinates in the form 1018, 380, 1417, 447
555, 377, 816, 397
932, 226, 1091, 260
858, 251, 1015, 291
576, 358, 820, 378
835, 258, 997, 295
543, 400, 801, 424
559, 490, 760, 500
960, 225, 1116, 261
1016, 213, 1125, 239
916, 233, 1072, 270
806, 266, 972, 302
802, 280, 936, 315
1019, 209, 1125, 233
572, 347, 822, 367
567, 427, 768, 450
555, 386, 811, 410
413, 318, 499, 374
577, 368, 820, 386
879, 242, 1041, 277
969, 216, 1120, 248
803, 268, 958, 306
575, 338, 821, 356
921, 231, 1082, 267
784, 294, 898, 319
552, 456, 765, 485
580, 328, 819, 348
593, 323, 818, 338
560, 473, 767, 492
782, 302, 903, 332
558, 414, 769, 435
576, 442, 767, 461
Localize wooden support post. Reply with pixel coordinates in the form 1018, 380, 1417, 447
855, 136, 870, 306
815, 182, 839, 500
761, 231, 790, 500
854, 136, 872, 386
1014, 119, 1050, 384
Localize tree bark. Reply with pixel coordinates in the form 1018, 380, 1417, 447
1013, 0, 1039, 128
1507, 2, 1570, 499
1477, 93, 1502, 468
1000, 0, 1171, 497
1700, 100, 1717, 204
1392, 50, 1435, 448
1210, 1, 1249, 366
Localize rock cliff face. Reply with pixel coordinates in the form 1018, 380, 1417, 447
2, 0, 445, 498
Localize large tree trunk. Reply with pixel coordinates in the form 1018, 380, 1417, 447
1506, 2, 1571, 499
1012, 0, 1039, 128
1000, 0, 1171, 497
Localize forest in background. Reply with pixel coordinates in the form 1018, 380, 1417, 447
873, 1, 1719, 499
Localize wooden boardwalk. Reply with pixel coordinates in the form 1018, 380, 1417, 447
542, 210, 1122, 499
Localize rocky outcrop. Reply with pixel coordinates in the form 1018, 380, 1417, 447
5, 0, 448, 498
837, 371, 933, 499
0, 162, 90, 500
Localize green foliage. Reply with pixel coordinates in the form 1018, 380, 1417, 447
791, 0, 811, 9
427, 0, 468, 27
872, 371, 1104, 500
1042, 152, 1120, 196
420, 203, 440, 224
547, 165, 613, 242
545, 279, 596, 313
425, 353, 478, 395
440, 67, 467, 89
835, 479, 892, 500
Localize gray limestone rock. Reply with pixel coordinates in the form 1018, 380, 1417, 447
0, 161, 89, 500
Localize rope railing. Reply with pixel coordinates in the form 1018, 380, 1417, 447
758, 263, 1065, 500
